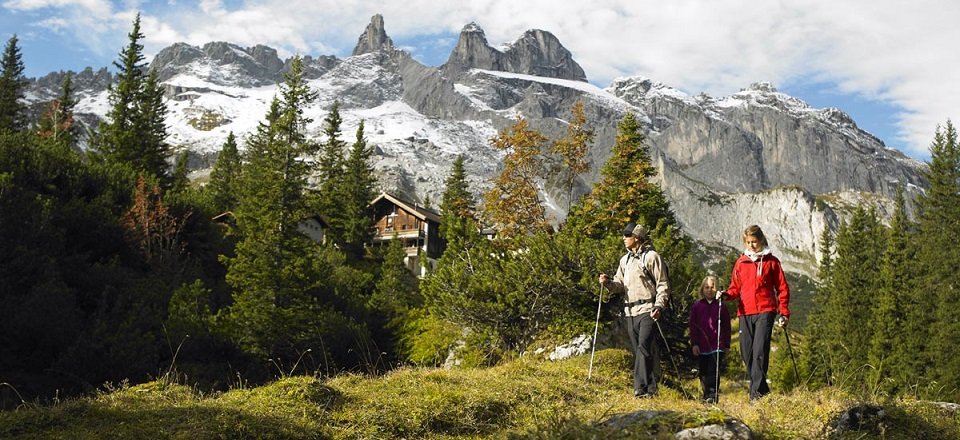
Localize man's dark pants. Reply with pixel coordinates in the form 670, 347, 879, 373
625, 313, 659, 396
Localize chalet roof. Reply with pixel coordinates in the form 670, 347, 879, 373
371, 192, 442, 223
212, 210, 330, 227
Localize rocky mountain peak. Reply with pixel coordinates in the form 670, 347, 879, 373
149, 41, 285, 86
442, 22, 586, 82
442, 22, 500, 77
352, 14, 395, 56
506, 29, 586, 81
746, 81, 778, 93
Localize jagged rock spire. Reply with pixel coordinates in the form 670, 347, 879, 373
442, 22, 586, 82
444, 22, 501, 73
352, 14, 394, 56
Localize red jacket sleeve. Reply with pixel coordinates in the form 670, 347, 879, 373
726, 260, 741, 300
774, 260, 791, 317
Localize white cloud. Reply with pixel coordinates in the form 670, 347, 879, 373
5, 0, 958, 157
3, 0, 110, 15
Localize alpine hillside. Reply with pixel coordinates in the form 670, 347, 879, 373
23, 14, 928, 278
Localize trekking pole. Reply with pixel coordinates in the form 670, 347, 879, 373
655, 317, 692, 399
715, 294, 723, 404
587, 283, 605, 382
781, 318, 800, 382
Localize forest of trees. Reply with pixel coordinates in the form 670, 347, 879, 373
2, 16, 959, 408
795, 122, 960, 400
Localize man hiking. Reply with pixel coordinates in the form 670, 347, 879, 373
599, 222, 671, 397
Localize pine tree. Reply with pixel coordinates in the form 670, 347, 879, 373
914, 121, 960, 398
222, 57, 337, 360
439, 155, 478, 244
817, 225, 834, 282
565, 112, 675, 238
337, 120, 377, 258
314, 100, 347, 241
370, 237, 420, 322
802, 225, 835, 385
171, 150, 190, 193
208, 131, 241, 212
482, 117, 549, 240
93, 14, 171, 184
551, 100, 593, 213
0, 34, 27, 132
95, 14, 146, 162
133, 68, 172, 184
37, 73, 78, 149
817, 208, 886, 385
868, 186, 913, 393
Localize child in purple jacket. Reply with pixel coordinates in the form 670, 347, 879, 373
689, 276, 732, 403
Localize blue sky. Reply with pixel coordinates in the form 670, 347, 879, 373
3, 0, 959, 161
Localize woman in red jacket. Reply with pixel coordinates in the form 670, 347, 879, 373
720, 225, 790, 401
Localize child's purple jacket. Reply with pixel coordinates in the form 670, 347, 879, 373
689, 298, 732, 353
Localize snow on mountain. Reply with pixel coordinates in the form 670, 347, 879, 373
475, 69, 632, 110
24, 15, 930, 280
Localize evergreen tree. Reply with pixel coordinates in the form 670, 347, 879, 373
482, 117, 549, 240
0, 34, 27, 132
171, 150, 190, 193
816, 208, 886, 386
133, 68, 172, 183
93, 14, 171, 184
817, 225, 834, 282
314, 100, 347, 241
565, 112, 674, 238
222, 57, 350, 362
802, 225, 835, 385
914, 121, 960, 397
868, 186, 913, 393
370, 237, 420, 323
438, 155, 477, 244
339, 120, 377, 258
551, 100, 593, 213
208, 131, 241, 212
37, 73, 78, 149
95, 14, 146, 162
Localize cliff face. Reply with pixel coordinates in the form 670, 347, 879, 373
24, 14, 927, 279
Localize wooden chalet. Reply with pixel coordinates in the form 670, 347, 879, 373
370, 193, 444, 277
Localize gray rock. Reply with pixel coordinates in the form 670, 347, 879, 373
352, 14, 395, 56
675, 420, 754, 440
603, 410, 673, 430
441, 22, 586, 82
833, 404, 886, 435
930, 401, 959, 414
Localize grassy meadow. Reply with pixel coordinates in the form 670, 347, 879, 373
2, 349, 959, 439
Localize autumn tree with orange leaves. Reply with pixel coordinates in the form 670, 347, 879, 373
483, 117, 551, 240
121, 175, 191, 270
551, 100, 594, 212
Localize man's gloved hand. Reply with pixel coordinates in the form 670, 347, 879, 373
715, 290, 724, 301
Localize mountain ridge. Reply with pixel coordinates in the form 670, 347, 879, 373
23, 13, 928, 279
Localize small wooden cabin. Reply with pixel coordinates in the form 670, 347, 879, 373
370, 193, 444, 276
